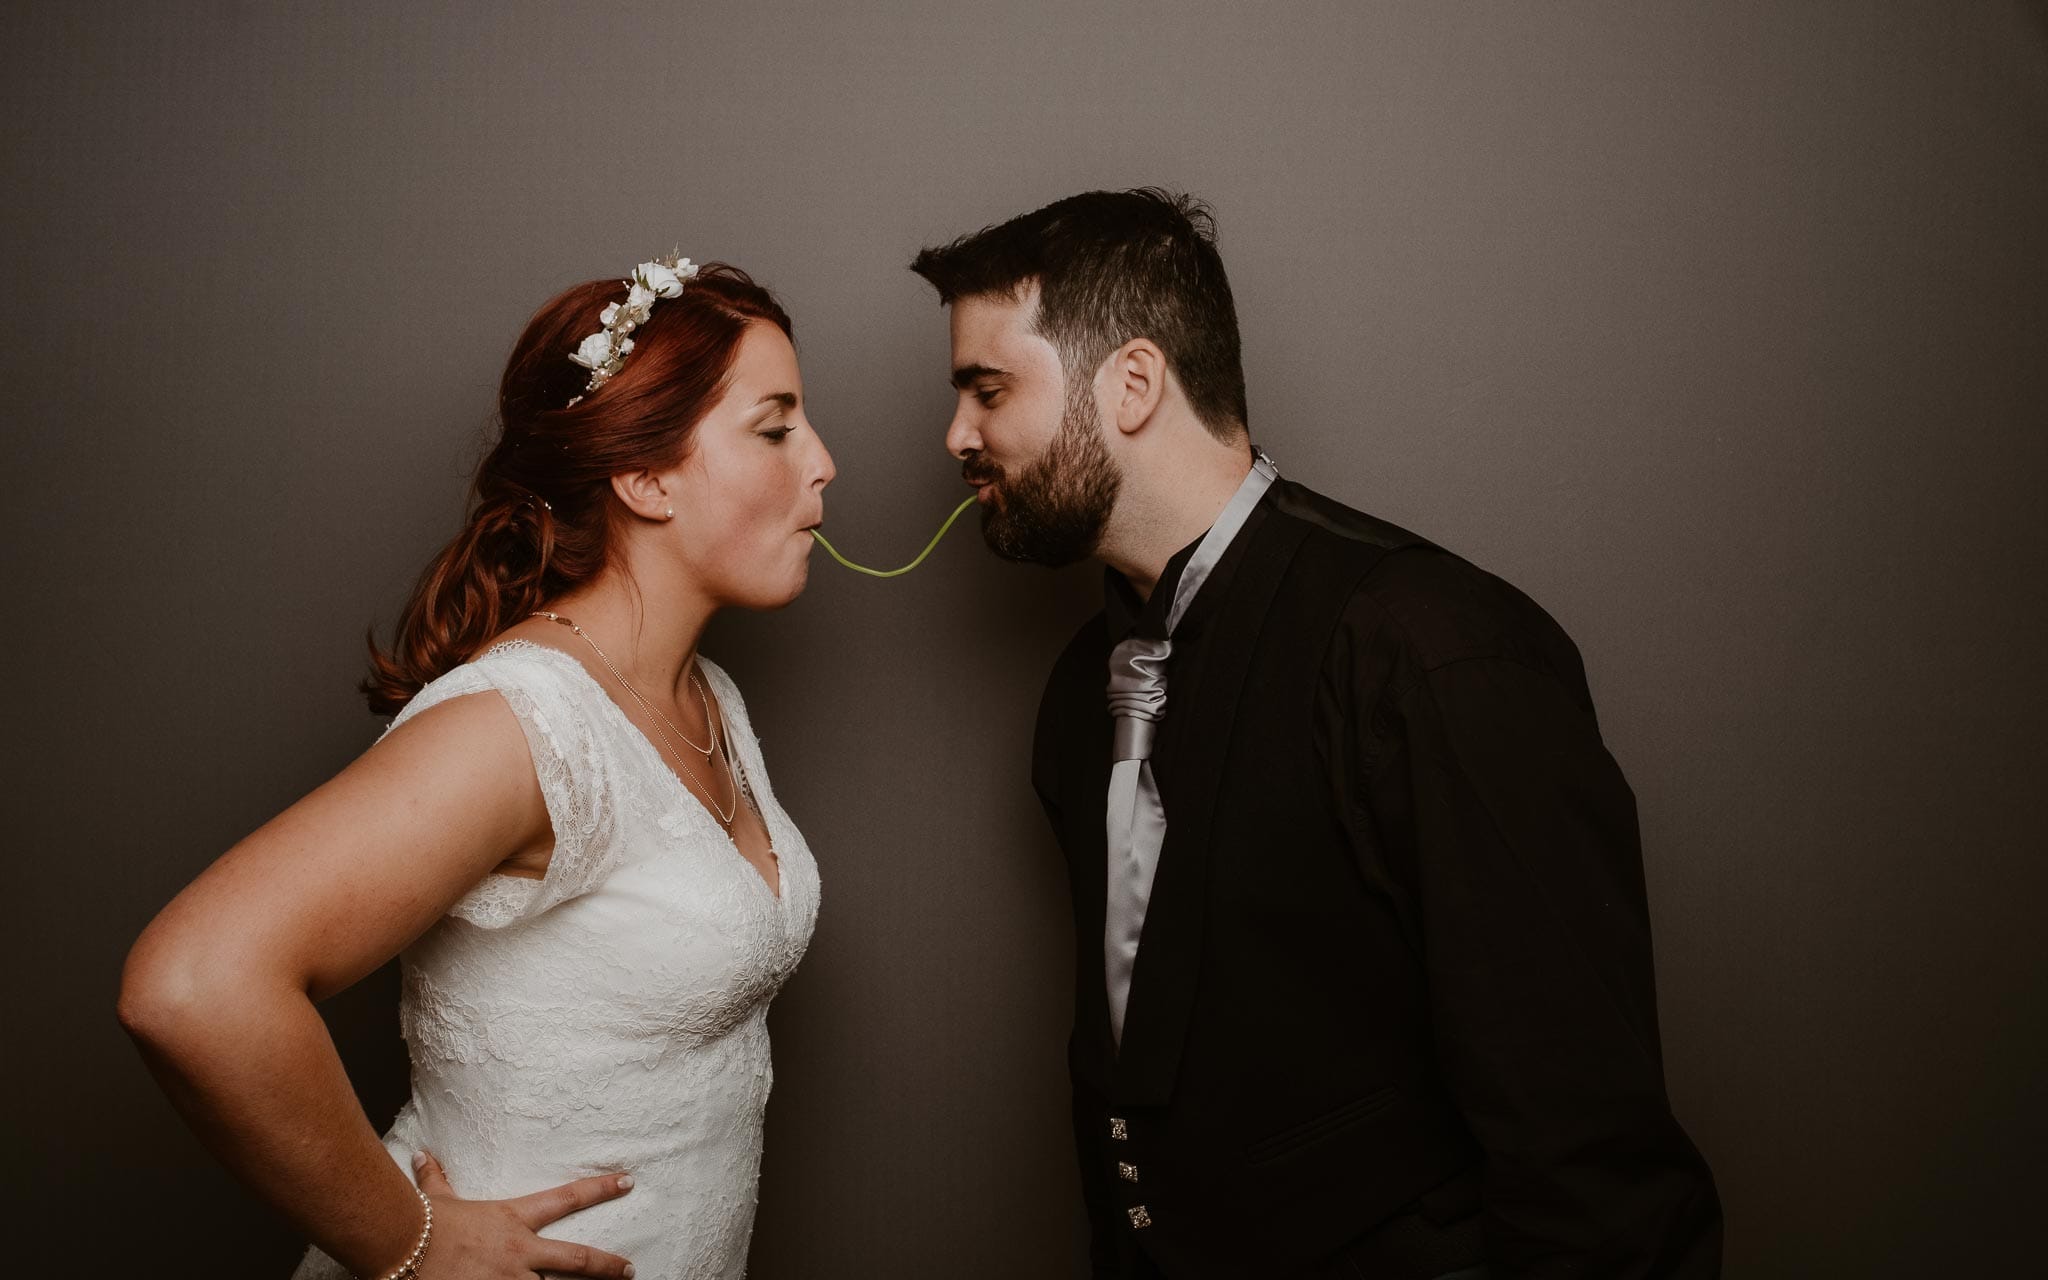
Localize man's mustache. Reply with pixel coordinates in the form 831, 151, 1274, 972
961, 459, 1004, 488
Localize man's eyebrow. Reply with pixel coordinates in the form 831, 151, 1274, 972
950, 363, 1009, 390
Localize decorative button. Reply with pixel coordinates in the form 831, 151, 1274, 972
1128, 1204, 1153, 1229
1118, 1161, 1139, 1183
1109, 1116, 1128, 1141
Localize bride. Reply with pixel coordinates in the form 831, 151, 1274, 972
119, 256, 833, 1279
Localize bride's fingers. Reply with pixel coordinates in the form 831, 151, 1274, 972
528, 1236, 637, 1279
411, 1148, 456, 1198
508, 1171, 635, 1230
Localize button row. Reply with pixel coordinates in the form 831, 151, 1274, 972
1108, 1118, 1147, 1227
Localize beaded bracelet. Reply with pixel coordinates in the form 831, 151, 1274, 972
368, 1186, 433, 1280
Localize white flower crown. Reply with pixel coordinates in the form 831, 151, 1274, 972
564, 255, 701, 406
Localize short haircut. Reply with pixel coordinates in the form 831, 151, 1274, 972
910, 188, 1248, 440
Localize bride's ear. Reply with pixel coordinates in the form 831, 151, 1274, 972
611, 470, 674, 522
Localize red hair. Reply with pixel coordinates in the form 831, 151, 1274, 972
362, 263, 792, 714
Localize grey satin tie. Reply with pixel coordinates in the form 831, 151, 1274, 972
1104, 449, 1277, 1045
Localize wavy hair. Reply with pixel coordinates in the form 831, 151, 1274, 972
362, 263, 791, 714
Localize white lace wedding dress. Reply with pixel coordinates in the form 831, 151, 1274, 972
292, 639, 819, 1280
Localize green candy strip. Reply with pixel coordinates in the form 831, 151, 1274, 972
810, 495, 979, 579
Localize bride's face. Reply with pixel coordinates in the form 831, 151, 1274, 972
666, 322, 835, 609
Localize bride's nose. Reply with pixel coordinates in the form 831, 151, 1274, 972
809, 433, 836, 490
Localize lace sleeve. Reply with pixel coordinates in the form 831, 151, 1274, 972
384, 646, 619, 929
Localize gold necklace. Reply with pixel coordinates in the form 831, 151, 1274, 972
531, 610, 716, 758
529, 611, 739, 826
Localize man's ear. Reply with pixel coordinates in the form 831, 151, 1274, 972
610, 469, 672, 522
1103, 339, 1168, 437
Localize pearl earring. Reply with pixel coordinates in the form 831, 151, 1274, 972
665, 507, 675, 519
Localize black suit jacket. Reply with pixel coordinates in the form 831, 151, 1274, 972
1032, 480, 1721, 1279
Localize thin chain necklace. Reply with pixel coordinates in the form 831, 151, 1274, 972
529, 610, 739, 826
531, 610, 717, 758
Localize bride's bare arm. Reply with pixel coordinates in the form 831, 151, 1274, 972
118, 692, 634, 1279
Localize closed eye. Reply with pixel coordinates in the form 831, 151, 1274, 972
974, 388, 1002, 407
761, 426, 794, 442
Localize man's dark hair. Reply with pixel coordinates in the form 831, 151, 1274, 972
910, 188, 1248, 440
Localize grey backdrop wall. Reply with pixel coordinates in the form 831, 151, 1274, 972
5, 2, 2044, 1275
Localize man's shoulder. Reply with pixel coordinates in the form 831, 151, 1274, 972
1272, 481, 1583, 676
1268, 478, 1436, 566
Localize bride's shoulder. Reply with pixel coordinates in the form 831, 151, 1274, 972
385, 640, 593, 735
467, 635, 582, 678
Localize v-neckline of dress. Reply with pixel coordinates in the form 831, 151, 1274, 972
485, 639, 784, 904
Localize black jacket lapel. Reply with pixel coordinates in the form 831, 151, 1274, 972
1111, 513, 1312, 1106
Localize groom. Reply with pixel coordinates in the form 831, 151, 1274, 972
911, 189, 1721, 1279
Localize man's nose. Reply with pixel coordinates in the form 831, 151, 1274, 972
945, 407, 980, 461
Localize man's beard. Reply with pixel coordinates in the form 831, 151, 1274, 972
965, 385, 1122, 567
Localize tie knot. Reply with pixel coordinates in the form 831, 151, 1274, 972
1108, 635, 1172, 718
1107, 635, 1171, 761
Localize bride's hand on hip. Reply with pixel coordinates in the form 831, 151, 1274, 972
412, 1150, 637, 1279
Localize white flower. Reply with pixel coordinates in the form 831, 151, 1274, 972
563, 252, 699, 396
602, 300, 649, 332
635, 260, 685, 298
569, 331, 615, 370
